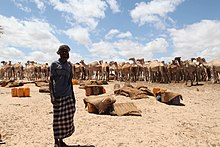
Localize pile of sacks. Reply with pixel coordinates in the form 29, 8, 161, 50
83, 96, 141, 116
113, 83, 154, 100
82, 82, 142, 116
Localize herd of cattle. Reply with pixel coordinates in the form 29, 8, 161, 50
0, 57, 220, 86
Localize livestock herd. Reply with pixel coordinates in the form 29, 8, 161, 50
0, 57, 220, 86
0, 60, 49, 81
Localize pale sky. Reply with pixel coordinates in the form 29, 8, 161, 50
0, 0, 220, 64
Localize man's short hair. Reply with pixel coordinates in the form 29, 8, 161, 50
57, 45, 70, 54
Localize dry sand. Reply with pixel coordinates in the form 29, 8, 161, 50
0, 81, 220, 147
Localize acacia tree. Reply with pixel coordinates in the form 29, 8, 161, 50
0, 25, 3, 36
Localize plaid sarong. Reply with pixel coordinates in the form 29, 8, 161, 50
53, 95, 75, 139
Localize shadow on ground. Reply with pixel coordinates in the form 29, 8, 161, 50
167, 103, 185, 106
67, 145, 95, 147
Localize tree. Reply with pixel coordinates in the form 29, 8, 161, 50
0, 25, 3, 36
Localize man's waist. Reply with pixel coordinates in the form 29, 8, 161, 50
55, 95, 72, 99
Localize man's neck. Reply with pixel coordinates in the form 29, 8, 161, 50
59, 58, 67, 63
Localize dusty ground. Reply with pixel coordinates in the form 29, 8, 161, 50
0, 81, 220, 147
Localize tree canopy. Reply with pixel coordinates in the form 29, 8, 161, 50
0, 25, 3, 34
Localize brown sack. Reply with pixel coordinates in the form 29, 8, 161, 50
39, 86, 50, 93
152, 87, 167, 96
114, 85, 149, 100
112, 102, 141, 116
85, 85, 105, 96
35, 82, 49, 87
83, 96, 116, 114
159, 91, 183, 103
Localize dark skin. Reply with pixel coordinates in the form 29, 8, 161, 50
49, 49, 72, 147
59, 49, 69, 62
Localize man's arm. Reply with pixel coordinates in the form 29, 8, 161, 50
49, 76, 56, 104
69, 62, 76, 104
71, 83, 75, 104
49, 76, 59, 105
49, 63, 58, 105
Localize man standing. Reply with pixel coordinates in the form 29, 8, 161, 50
49, 45, 75, 147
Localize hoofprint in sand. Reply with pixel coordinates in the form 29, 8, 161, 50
0, 81, 220, 147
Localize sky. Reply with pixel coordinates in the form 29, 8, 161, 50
0, 0, 220, 65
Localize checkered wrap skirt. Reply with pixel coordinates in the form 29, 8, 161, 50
53, 95, 75, 139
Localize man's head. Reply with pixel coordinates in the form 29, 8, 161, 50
57, 45, 70, 61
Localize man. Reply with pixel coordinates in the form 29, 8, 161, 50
49, 45, 75, 147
